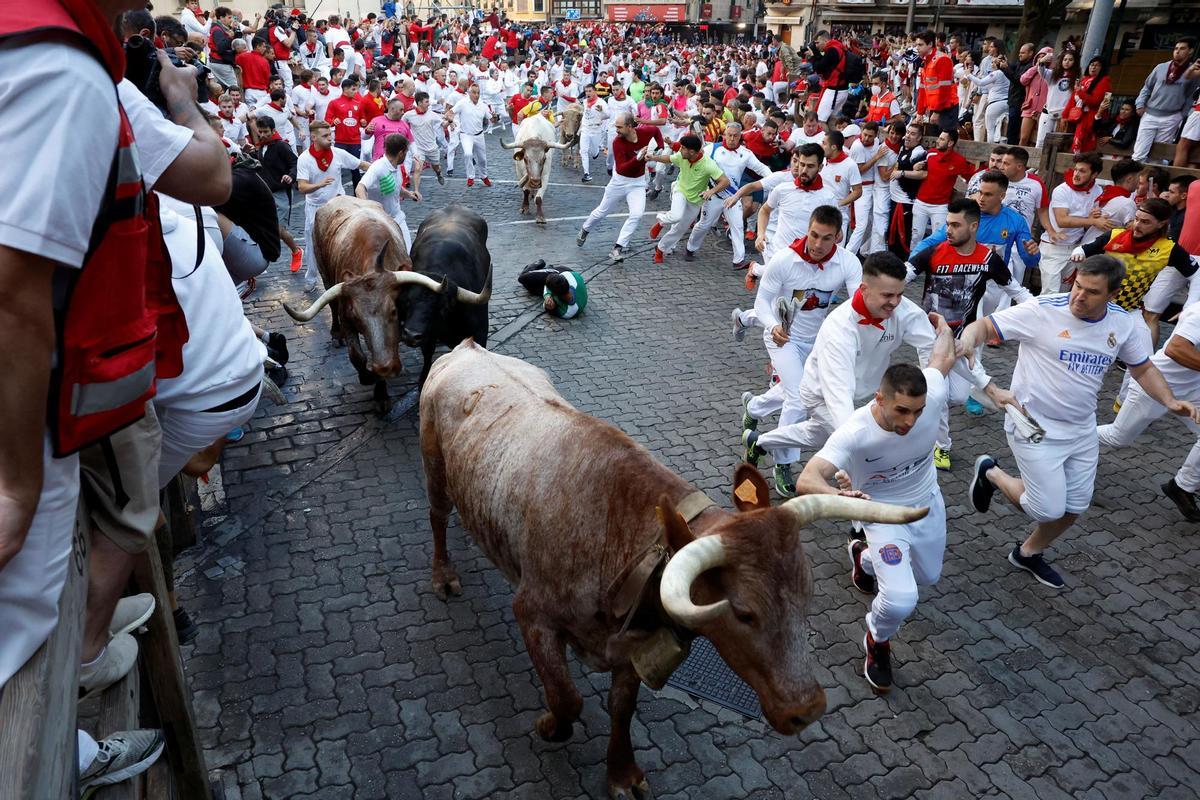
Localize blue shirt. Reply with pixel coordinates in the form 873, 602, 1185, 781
911, 205, 1040, 270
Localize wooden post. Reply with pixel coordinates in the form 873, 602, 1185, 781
132, 545, 213, 800
0, 508, 89, 800
164, 475, 198, 552
1039, 132, 1070, 191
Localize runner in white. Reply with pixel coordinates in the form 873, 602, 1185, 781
355, 134, 420, 251
795, 319, 961, 693
451, 84, 493, 187
686, 123, 772, 268
819, 129, 862, 239
403, 91, 448, 193
846, 121, 894, 255
1098, 301, 1200, 522
745, 252, 1004, 497
578, 84, 609, 183
296, 121, 372, 291
741, 205, 863, 490
1038, 151, 1108, 295
962, 254, 1199, 589
755, 144, 837, 264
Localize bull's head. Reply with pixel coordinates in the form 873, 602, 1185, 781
501, 136, 568, 190
658, 465, 928, 735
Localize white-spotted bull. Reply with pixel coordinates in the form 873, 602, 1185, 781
282, 197, 489, 409
501, 114, 569, 224
419, 342, 928, 800
558, 102, 583, 170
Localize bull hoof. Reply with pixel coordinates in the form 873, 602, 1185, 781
608, 778, 652, 800
535, 712, 573, 742
374, 397, 393, 416
520, 206, 530, 215
536, 215, 547, 225
431, 565, 462, 599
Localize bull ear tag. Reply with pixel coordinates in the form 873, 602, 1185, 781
630, 627, 690, 690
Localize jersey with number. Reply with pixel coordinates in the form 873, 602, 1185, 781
988, 294, 1153, 437
817, 368, 948, 506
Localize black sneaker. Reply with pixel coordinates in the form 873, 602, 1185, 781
684, 249, 697, 262
173, 606, 199, 645
969, 454, 998, 513
848, 540, 876, 594
576, 229, 588, 246
863, 631, 892, 693
582, 173, 593, 183
1007, 546, 1065, 589
649, 185, 662, 201
848, 525, 865, 544
773, 463, 796, 498
265, 364, 289, 388
1162, 479, 1200, 522
266, 332, 289, 365
741, 429, 766, 467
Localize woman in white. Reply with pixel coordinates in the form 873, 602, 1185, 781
967, 53, 1011, 143
1036, 50, 1078, 148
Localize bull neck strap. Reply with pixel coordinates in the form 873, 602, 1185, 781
676, 490, 716, 524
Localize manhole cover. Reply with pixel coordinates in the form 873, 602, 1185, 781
666, 637, 762, 719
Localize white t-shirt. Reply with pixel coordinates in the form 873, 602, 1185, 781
1084, 191, 1137, 244
786, 127, 824, 149
0, 42, 118, 267
325, 26, 352, 54
118, 80, 193, 192
453, 98, 492, 135
817, 368, 948, 506
848, 140, 883, 183
709, 143, 771, 195
403, 109, 443, 153
754, 244, 862, 341
219, 116, 249, 143
312, 87, 340, 123
581, 98, 608, 130
1004, 172, 1047, 229
989, 294, 1153, 437
359, 157, 408, 222
765, 181, 839, 258
1155, 302, 1200, 398
296, 147, 362, 208
820, 155, 862, 205
1044, 181, 1102, 247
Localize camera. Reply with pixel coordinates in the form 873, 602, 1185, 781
124, 35, 211, 115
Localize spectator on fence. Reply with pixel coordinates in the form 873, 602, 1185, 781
1036, 48, 1078, 149
1134, 37, 1200, 162
1095, 99, 1139, 153
1004, 43, 1035, 145
1069, 57, 1111, 154
1166, 176, 1195, 243
1019, 47, 1053, 147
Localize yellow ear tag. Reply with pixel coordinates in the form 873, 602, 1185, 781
735, 479, 759, 506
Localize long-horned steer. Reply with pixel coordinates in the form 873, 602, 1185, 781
419, 341, 928, 800
501, 113, 569, 223
282, 197, 488, 409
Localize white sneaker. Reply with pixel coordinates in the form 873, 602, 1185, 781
109, 593, 155, 638
731, 308, 746, 342
79, 632, 138, 701
80, 729, 165, 795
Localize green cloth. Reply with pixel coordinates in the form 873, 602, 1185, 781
629, 79, 645, 102
545, 270, 588, 318
669, 152, 725, 205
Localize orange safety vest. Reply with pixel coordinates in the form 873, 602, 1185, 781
0, 0, 189, 455
866, 90, 896, 123
918, 51, 955, 114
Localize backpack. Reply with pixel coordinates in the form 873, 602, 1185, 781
842, 49, 865, 86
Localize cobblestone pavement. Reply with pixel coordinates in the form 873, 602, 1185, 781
179, 136, 1200, 799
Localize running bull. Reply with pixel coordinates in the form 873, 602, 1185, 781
283, 198, 491, 407
419, 341, 928, 800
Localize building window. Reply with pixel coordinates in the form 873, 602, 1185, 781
552, 0, 601, 17
534, 0, 544, 11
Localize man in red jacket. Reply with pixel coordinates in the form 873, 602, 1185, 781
325, 78, 366, 187
915, 29, 957, 134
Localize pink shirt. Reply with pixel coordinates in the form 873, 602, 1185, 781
370, 116, 415, 161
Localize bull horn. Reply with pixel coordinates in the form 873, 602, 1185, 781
500, 139, 519, 150
390, 271, 492, 305
780, 495, 928, 528
547, 140, 571, 150
660, 535, 729, 629
282, 283, 343, 322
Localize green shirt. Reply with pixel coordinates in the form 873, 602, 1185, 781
669, 152, 725, 205
629, 79, 646, 102
545, 270, 588, 318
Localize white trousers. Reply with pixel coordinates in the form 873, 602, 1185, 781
817, 88, 848, 123
656, 185, 703, 254
936, 354, 979, 450
984, 101, 1007, 143
303, 204, 321, 284
859, 490, 946, 642
1133, 112, 1183, 162
911, 199, 946, 244
582, 173, 647, 247
973, 97, 989, 142
1038, 241, 1074, 296
460, 132, 488, 179
1035, 110, 1061, 149
1008, 424, 1098, 522
155, 384, 263, 489
445, 127, 461, 170
580, 126, 605, 175
756, 397, 836, 464
1099, 378, 1200, 492
747, 337, 814, 464
981, 253, 1028, 317
847, 183, 883, 255
687, 195, 746, 263
0, 438, 78, 688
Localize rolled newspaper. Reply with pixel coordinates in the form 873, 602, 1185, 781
1004, 404, 1045, 444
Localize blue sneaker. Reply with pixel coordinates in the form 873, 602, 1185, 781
965, 396, 986, 416
1008, 546, 1065, 589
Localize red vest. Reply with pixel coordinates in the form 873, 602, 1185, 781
0, 0, 188, 455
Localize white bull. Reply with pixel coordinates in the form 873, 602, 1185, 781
501, 114, 568, 224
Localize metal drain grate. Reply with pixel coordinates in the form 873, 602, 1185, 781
665, 637, 762, 719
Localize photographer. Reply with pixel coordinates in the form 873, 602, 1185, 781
207, 6, 239, 89
266, 8, 299, 94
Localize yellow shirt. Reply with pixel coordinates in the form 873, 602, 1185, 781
519, 101, 556, 124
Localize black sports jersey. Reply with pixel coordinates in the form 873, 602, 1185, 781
910, 241, 1015, 329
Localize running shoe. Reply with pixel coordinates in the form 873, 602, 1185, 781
848, 540, 876, 594
933, 446, 951, 471
80, 730, 165, 797
773, 463, 796, 498
649, 221, 663, 240
1162, 479, 1200, 522
653, 248, 664, 264
289, 248, 304, 272
583, 173, 593, 182
741, 429, 766, 466
467, 178, 474, 187
576, 229, 588, 246
744, 270, 758, 291
609, 244, 624, 262
108, 594, 155, 638
684, 249, 696, 262
968, 454, 997, 513
964, 396, 986, 416
482, 177, 492, 186
1008, 546, 1064, 589
437, 171, 445, 185
732, 309, 747, 342
863, 632, 892, 693
740, 390, 757, 430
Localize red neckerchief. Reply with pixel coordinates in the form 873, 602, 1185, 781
1105, 229, 1161, 256
1064, 172, 1096, 193
219, 110, 234, 120
827, 151, 848, 164
261, 132, 283, 144
793, 174, 825, 191
788, 236, 836, 268
309, 145, 334, 171
1097, 185, 1132, 208
316, 86, 330, 95
722, 142, 739, 151
851, 288, 886, 329
884, 138, 901, 153
269, 101, 284, 111
300, 82, 312, 89
1167, 59, 1187, 84
587, 97, 598, 107
59, 0, 126, 81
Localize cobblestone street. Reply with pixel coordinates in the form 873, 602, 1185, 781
178, 137, 1200, 800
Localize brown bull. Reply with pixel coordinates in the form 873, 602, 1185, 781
282, 196, 488, 410
419, 342, 928, 800
558, 102, 583, 170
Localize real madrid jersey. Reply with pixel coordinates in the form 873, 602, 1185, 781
816, 368, 948, 506
989, 294, 1153, 438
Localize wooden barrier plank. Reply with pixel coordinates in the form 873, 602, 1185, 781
0, 509, 89, 800
132, 544, 213, 800
1054, 152, 1200, 182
